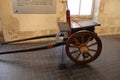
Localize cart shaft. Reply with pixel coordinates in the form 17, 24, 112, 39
0, 42, 65, 55
1, 34, 57, 45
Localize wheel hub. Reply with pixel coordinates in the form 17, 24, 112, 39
80, 44, 88, 54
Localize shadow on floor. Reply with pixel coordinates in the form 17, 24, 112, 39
0, 35, 120, 80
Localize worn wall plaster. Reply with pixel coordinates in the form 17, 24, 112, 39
2, 15, 19, 40
96, 0, 120, 35
0, 0, 120, 42
0, 18, 1, 31
0, 0, 66, 41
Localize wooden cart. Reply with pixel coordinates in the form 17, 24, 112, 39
0, 20, 102, 64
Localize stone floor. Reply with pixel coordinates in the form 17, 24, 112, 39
0, 35, 120, 80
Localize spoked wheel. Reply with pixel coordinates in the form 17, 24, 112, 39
65, 30, 102, 64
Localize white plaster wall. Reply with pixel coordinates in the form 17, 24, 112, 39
0, 0, 67, 41
96, 0, 120, 35
0, 0, 120, 42
0, 18, 1, 31
93, 0, 101, 21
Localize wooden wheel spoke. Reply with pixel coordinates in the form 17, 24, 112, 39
88, 42, 97, 47
89, 48, 97, 52
75, 53, 81, 60
70, 50, 79, 54
70, 45, 80, 48
82, 35, 84, 43
74, 38, 81, 45
83, 56, 86, 61
87, 52, 93, 58
85, 37, 92, 44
